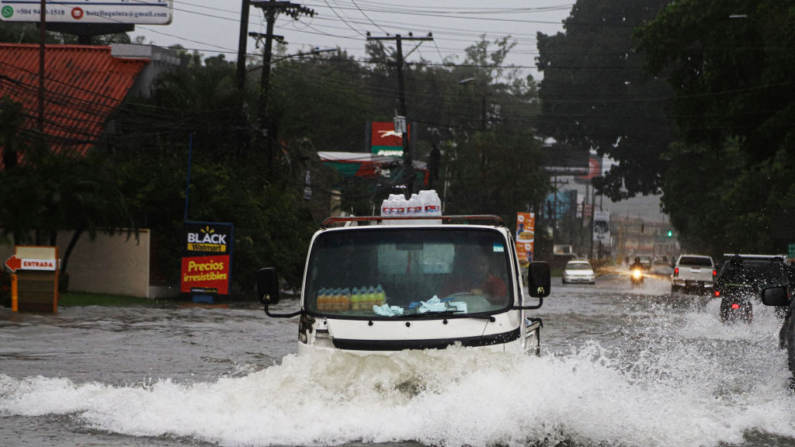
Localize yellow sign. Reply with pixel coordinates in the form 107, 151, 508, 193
187, 243, 226, 252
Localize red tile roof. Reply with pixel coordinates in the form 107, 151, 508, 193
0, 44, 148, 165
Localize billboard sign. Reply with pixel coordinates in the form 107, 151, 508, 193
181, 222, 233, 295
180, 255, 230, 295
371, 121, 409, 157
593, 211, 610, 243
516, 212, 535, 265
0, 0, 173, 25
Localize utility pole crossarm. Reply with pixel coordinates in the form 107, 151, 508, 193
366, 37, 434, 41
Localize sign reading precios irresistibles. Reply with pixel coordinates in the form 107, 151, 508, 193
181, 222, 233, 296
0, 0, 172, 25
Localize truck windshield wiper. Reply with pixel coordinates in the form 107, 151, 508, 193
401, 309, 461, 318
400, 310, 496, 321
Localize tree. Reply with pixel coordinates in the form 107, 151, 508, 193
636, 0, 795, 254
113, 55, 319, 290
440, 38, 549, 224
536, 0, 675, 200
0, 97, 134, 282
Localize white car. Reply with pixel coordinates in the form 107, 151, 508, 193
671, 254, 715, 294
562, 260, 596, 284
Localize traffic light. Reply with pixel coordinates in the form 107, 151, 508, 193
667, 230, 673, 237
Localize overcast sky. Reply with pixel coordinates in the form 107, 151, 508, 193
131, 0, 573, 80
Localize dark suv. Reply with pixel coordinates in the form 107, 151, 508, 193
715, 255, 790, 323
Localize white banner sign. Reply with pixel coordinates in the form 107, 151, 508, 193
593, 210, 610, 243
1, 0, 172, 25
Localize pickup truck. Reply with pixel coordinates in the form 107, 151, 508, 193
671, 254, 715, 294
256, 214, 550, 355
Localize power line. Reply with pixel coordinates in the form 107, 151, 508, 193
350, 0, 389, 35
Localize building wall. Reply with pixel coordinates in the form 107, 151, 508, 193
0, 229, 152, 298
111, 44, 181, 98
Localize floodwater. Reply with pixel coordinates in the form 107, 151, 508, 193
2, 273, 795, 447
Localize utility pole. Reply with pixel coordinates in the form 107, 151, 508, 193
589, 184, 596, 261
367, 32, 433, 196
38, 0, 46, 132
236, 0, 251, 90
250, 0, 315, 175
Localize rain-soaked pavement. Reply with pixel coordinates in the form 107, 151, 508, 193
2, 270, 795, 447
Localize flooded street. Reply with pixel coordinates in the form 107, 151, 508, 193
2, 274, 795, 447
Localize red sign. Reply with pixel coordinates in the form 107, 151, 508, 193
515, 212, 535, 265
5, 255, 57, 272
371, 121, 410, 155
578, 157, 601, 181
180, 255, 230, 295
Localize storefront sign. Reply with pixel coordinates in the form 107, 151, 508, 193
371, 121, 410, 156
180, 255, 230, 295
181, 222, 233, 296
516, 212, 535, 265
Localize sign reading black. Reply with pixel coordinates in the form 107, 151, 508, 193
183, 222, 234, 256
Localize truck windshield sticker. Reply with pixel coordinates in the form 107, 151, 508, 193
493, 243, 504, 253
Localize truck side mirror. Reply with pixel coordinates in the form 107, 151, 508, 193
256, 267, 280, 305
528, 262, 551, 298
761, 285, 789, 307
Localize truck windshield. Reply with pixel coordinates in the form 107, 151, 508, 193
305, 228, 513, 318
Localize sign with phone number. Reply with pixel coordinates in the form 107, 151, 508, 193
0, 0, 172, 25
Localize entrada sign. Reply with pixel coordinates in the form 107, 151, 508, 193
5, 255, 57, 272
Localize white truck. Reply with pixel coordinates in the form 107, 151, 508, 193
256, 214, 550, 355
671, 254, 716, 295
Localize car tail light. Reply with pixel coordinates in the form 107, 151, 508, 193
712, 270, 717, 277
674, 268, 679, 277
714, 290, 721, 297
731, 303, 740, 310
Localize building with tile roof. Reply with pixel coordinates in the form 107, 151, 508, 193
0, 43, 150, 167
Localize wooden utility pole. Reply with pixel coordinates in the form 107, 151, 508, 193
236, 0, 251, 90
366, 33, 433, 196
38, 0, 46, 132
250, 0, 315, 175
589, 184, 596, 261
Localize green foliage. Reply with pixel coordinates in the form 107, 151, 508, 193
271, 51, 372, 152
0, 97, 131, 253
1, 32, 551, 296
113, 57, 317, 291
442, 38, 548, 223
537, 0, 675, 200
638, 0, 795, 253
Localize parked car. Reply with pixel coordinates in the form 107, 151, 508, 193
671, 254, 715, 295
717, 254, 789, 324
562, 260, 596, 285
